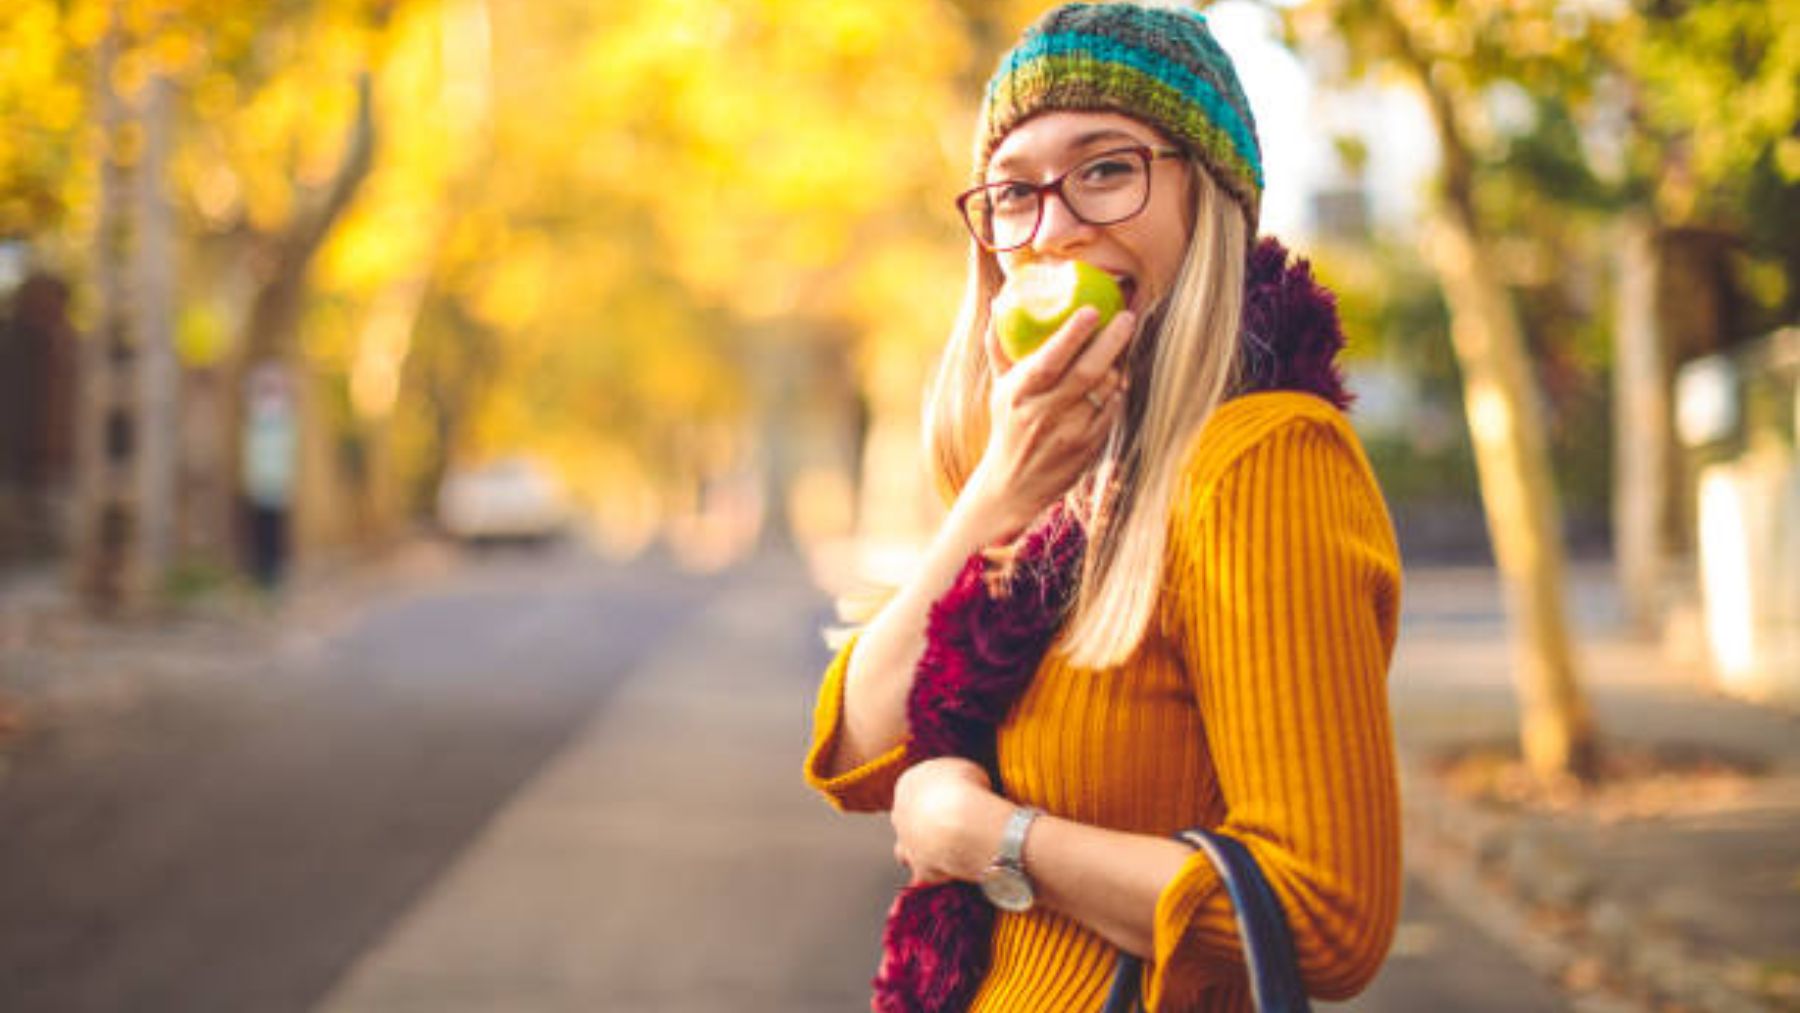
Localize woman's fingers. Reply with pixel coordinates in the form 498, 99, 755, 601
976, 307, 1132, 517
1085, 374, 1128, 438
894, 840, 951, 887
1062, 310, 1136, 401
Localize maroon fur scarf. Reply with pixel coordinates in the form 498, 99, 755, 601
871, 237, 1348, 1013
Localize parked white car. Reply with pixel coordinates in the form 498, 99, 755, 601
437, 456, 571, 544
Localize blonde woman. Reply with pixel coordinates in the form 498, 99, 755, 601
804, 5, 1403, 1010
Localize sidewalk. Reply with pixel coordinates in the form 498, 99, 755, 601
1390, 565, 1800, 1013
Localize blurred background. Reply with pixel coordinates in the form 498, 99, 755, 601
1, 1, 1796, 1011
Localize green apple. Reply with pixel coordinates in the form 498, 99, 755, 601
994, 260, 1125, 362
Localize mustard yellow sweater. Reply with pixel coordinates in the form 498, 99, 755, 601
805, 392, 1403, 1012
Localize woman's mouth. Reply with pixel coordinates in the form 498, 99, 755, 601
1115, 275, 1139, 313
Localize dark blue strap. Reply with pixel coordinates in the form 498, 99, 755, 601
1101, 951, 1144, 1013
1100, 829, 1312, 1012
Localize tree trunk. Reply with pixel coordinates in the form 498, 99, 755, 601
350, 0, 492, 542
754, 336, 800, 554
132, 73, 180, 600
73, 10, 128, 608
241, 73, 376, 365
74, 11, 179, 613
352, 276, 432, 541
1426, 208, 1600, 782
1612, 211, 1670, 633
1392, 17, 1601, 782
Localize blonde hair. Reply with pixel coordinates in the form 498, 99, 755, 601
922, 163, 1248, 669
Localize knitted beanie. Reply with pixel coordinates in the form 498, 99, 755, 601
976, 2, 1263, 232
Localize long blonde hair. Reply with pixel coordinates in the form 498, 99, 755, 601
923, 163, 1249, 669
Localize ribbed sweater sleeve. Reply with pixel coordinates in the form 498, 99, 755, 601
1147, 394, 1403, 1010
802, 634, 911, 812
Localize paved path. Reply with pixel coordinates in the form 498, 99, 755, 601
1, 549, 1572, 1011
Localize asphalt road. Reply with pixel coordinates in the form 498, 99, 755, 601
0, 547, 715, 1012
0, 546, 1567, 1012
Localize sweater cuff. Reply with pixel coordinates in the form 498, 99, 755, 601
802, 633, 910, 812
1145, 843, 1235, 1009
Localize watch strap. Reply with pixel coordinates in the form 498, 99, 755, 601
995, 805, 1042, 868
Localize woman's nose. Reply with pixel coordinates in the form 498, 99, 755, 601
1031, 190, 1093, 255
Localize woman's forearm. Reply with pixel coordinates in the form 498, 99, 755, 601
1025, 815, 1193, 957
828, 485, 1025, 776
905, 775, 1190, 958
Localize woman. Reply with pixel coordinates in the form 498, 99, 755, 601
805, 4, 1403, 1011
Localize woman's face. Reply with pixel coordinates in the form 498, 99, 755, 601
985, 110, 1193, 317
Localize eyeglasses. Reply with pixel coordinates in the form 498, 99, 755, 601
956, 145, 1185, 253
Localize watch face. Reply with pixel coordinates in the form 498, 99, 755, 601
979, 865, 1035, 913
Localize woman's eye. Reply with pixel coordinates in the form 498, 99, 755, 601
1079, 158, 1138, 185
991, 183, 1036, 212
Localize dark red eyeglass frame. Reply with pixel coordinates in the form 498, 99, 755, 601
955, 145, 1186, 252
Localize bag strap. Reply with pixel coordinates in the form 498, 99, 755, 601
1100, 829, 1313, 1013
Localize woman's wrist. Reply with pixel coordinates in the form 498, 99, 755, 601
954, 464, 1036, 548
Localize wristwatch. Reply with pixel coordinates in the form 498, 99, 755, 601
978, 806, 1043, 912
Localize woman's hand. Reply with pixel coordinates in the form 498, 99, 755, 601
965, 304, 1137, 539
827, 309, 1132, 779
890, 757, 1011, 887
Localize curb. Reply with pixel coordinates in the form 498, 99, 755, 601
1398, 751, 1784, 1013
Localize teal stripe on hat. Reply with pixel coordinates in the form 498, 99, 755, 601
989, 54, 1261, 207
991, 28, 1262, 188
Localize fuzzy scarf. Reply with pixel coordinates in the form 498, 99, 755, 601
871, 237, 1348, 1013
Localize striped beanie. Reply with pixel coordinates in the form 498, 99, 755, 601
977, 2, 1263, 232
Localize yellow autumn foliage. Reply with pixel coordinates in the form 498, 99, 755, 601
2, 0, 1052, 546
